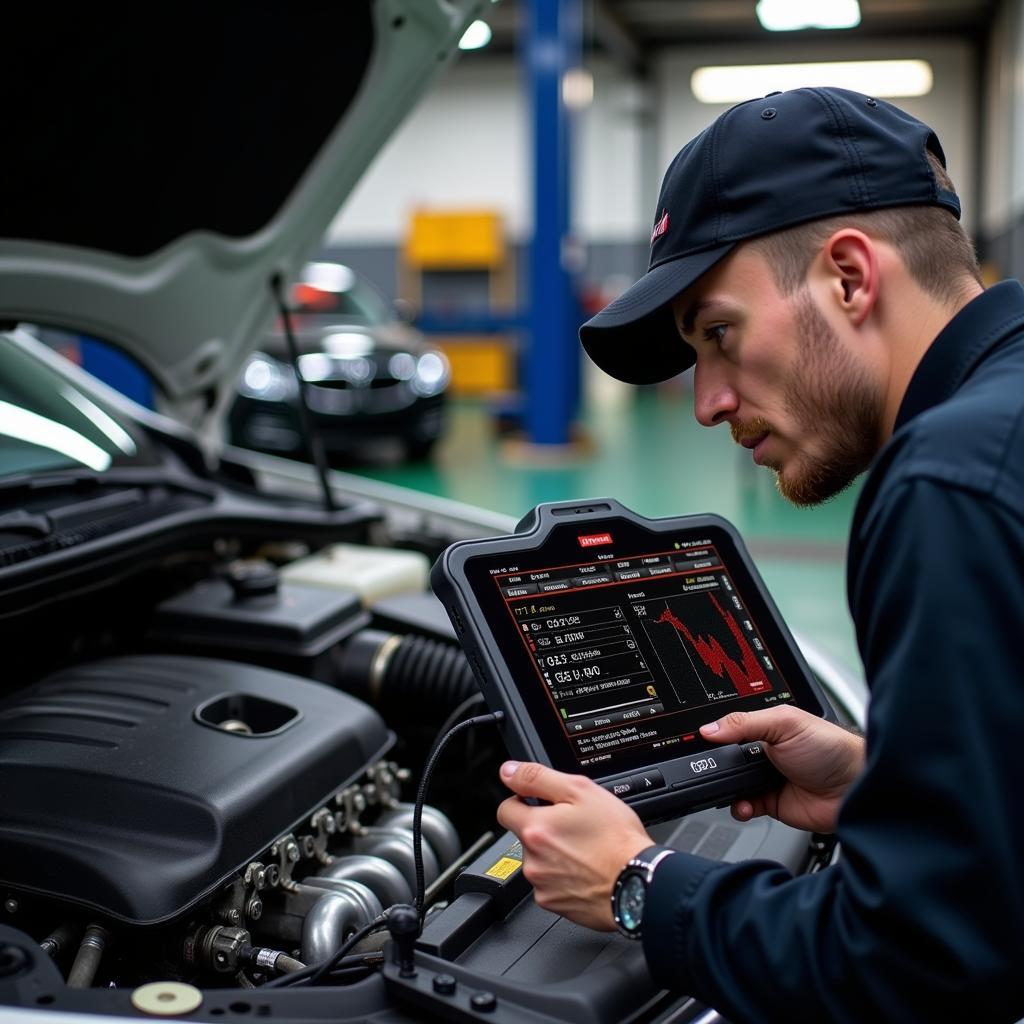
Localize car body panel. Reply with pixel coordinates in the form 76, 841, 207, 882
0, 1, 479, 431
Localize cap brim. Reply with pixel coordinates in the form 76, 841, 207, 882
579, 244, 734, 385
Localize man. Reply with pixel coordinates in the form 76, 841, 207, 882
496, 87, 1024, 1022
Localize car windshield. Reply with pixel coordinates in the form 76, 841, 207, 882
0, 334, 159, 481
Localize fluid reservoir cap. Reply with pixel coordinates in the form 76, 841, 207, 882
226, 559, 280, 600
130, 981, 203, 1016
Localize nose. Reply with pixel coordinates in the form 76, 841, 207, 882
693, 360, 739, 427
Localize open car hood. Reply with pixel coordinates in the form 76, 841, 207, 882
0, 1, 479, 429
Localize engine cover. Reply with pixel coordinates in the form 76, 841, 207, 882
0, 655, 391, 925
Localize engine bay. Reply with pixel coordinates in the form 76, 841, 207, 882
0, 382, 837, 1022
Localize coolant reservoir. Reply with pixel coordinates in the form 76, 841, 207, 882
281, 543, 429, 604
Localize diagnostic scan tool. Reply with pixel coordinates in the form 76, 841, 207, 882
431, 499, 836, 821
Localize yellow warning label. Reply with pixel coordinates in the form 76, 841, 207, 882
484, 856, 522, 880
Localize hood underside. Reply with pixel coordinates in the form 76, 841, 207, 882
0, 1, 479, 427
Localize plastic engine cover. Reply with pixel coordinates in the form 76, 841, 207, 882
0, 655, 392, 925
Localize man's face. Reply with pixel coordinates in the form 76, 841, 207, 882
671, 245, 884, 506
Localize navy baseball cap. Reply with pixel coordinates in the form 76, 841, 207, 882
579, 87, 961, 385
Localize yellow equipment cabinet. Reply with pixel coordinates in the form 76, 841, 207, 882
400, 209, 516, 396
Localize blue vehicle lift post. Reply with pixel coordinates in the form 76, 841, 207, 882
521, 0, 583, 448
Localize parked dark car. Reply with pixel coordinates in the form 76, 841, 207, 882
229, 263, 449, 462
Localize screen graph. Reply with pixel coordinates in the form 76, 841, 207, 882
639, 585, 774, 704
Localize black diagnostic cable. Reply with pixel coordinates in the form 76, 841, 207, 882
263, 916, 388, 989
412, 710, 504, 919
434, 691, 487, 745
269, 272, 336, 513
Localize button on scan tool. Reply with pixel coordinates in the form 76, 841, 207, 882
602, 776, 637, 798
629, 769, 665, 793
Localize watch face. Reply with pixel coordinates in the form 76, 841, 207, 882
617, 873, 646, 933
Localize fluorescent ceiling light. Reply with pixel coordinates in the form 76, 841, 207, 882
756, 0, 860, 31
458, 20, 492, 50
691, 60, 933, 104
562, 68, 594, 109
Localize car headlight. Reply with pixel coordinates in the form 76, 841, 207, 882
388, 352, 417, 381
411, 351, 450, 397
238, 354, 296, 400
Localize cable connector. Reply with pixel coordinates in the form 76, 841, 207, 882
385, 904, 420, 978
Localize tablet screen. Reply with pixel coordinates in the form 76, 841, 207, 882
463, 518, 809, 779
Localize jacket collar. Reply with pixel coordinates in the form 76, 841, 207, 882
894, 280, 1024, 433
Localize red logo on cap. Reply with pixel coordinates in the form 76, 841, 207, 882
578, 532, 613, 548
651, 209, 669, 243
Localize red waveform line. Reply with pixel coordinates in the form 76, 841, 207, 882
655, 594, 771, 697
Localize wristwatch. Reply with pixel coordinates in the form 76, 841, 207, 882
611, 845, 676, 940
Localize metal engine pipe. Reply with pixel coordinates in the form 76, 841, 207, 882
376, 804, 461, 867
301, 881, 382, 966
349, 827, 438, 892
312, 854, 412, 908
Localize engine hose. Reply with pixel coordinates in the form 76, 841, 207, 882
67, 924, 109, 988
275, 954, 306, 974
40, 922, 78, 959
334, 630, 478, 717
241, 946, 306, 975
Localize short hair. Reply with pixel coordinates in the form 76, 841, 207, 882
751, 152, 981, 303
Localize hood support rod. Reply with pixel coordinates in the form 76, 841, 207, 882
271, 273, 336, 513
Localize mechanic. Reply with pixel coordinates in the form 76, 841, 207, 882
496, 87, 1024, 1023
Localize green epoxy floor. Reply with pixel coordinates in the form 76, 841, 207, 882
354, 392, 863, 679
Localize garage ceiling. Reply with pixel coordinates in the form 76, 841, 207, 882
477, 0, 998, 70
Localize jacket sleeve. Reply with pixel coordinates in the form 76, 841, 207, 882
641, 479, 1024, 1024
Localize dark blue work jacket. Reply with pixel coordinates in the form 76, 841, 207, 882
642, 281, 1024, 1023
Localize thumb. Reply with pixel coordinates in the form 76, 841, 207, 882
700, 706, 805, 746
499, 760, 583, 803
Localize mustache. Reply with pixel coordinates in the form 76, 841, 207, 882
730, 417, 772, 446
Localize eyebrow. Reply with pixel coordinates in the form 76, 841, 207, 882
679, 298, 732, 337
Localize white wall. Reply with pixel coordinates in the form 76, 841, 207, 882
982, 0, 1024, 238
327, 55, 647, 245
327, 38, 977, 247
573, 62, 649, 242
327, 59, 529, 243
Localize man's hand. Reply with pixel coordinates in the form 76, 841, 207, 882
496, 762, 653, 931
701, 706, 865, 833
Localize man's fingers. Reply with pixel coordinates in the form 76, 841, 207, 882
700, 706, 808, 746
730, 793, 773, 822
500, 760, 586, 803
730, 799, 756, 822
496, 795, 529, 835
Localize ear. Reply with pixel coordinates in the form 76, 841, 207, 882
819, 229, 878, 328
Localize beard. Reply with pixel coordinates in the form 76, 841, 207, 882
731, 291, 884, 507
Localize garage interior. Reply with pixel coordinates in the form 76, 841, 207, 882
3, 1, 1024, 1019
334, 0, 1002, 681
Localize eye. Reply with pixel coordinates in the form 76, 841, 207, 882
703, 324, 728, 346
